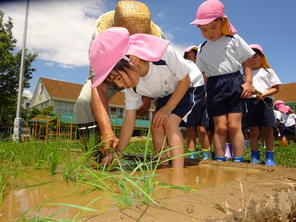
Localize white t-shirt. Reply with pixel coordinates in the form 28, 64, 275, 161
125, 45, 191, 110
196, 34, 255, 77
284, 113, 296, 127
186, 60, 204, 87
250, 68, 281, 99
274, 110, 285, 123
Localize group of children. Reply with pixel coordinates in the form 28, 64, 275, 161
89, 0, 284, 168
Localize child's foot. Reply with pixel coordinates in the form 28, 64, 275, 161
215, 156, 226, 162
250, 151, 260, 164
188, 151, 197, 159
201, 151, 211, 160
232, 156, 244, 163
265, 151, 276, 166
265, 159, 276, 166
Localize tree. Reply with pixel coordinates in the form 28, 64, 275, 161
0, 10, 37, 128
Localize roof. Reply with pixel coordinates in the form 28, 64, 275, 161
40, 77, 125, 106
109, 91, 125, 106
40, 78, 83, 101
274, 82, 296, 103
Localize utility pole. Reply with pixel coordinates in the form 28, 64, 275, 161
13, 0, 29, 142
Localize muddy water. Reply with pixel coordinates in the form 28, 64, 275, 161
0, 164, 261, 221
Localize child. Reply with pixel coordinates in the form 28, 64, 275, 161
190, 0, 255, 162
283, 106, 296, 143
181, 45, 211, 160
245, 44, 281, 166
89, 27, 199, 168
274, 100, 289, 146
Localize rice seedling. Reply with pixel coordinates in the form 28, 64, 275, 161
0, 175, 6, 206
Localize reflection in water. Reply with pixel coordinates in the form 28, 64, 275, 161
0, 165, 261, 221
155, 165, 261, 198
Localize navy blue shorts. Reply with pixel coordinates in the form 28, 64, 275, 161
278, 123, 285, 136
245, 97, 275, 127
284, 125, 296, 137
156, 86, 205, 124
207, 71, 244, 117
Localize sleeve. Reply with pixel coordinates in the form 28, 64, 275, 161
196, 55, 206, 73
125, 89, 143, 110
267, 68, 281, 87
163, 45, 191, 80
234, 34, 255, 63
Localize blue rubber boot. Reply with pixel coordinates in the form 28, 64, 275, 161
201, 149, 212, 160
233, 156, 244, 163
265, 151, 276, 166
188, 150, 197, 159
250, 151, 260, 164
215, 156, 226, 162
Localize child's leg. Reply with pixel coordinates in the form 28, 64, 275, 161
196, 126, 211, 150
164, 114, 184, 168
151, 123, 169, 160
186, 126, 197, 151
249, 126, 260, 152
227, 112, 244, 158
261, 126, 274, 152
213, 115, 228, 158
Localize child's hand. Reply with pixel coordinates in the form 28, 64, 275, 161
240, 82, 252, 98
152, 106, 171, 127
256, 94, 265, 100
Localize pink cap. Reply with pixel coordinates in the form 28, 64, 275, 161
185, 45, 198, 52
249, 44, 271, 68
190, 0, 237, 35
89, 27, 169, 88
249, 44, 264, 53
274, 100, 284, 107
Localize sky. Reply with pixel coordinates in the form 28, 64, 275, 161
1, 0, 296, 95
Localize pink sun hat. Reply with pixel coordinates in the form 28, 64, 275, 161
190, 0, 237, 35
185, 45, 198, 52
249, 44, 271, 68
89, 27, 169, 88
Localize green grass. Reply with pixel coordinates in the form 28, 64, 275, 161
1, 138, 295, 219
240, 141, 296, 167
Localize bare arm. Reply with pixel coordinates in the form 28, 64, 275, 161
152, 74, 190, 127
91, 83, 118, 149
257, 84, 280, 100
117, 109, 137, 152
241, 61, 253, 98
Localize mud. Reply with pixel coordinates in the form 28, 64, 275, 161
0, 161, 295, 222
82, 161, 296, 222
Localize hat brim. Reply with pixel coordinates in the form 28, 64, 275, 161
91, 63, 117, 88
190, 17, 216, 25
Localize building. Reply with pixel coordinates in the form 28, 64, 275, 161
30, 78, 151, 135
274, 82, 296, 110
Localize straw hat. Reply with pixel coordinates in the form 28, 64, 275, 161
95, 1, 163, 37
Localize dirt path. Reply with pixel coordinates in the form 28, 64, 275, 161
82, 161, 296, 222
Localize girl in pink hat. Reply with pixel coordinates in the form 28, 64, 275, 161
89, 27, 202, 168
190, 0, 255, 162
245, 44, 281, 166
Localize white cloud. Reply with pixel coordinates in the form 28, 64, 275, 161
2, 0, 107, 67
45, 62, 54, 66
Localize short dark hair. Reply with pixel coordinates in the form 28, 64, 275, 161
183, 48, 197, 59
252, 48, 264, 57
105, 58, 133, 81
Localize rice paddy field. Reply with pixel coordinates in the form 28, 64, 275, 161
0, 138, 295, 221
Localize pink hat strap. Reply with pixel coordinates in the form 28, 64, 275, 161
128, 33, 169, 62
